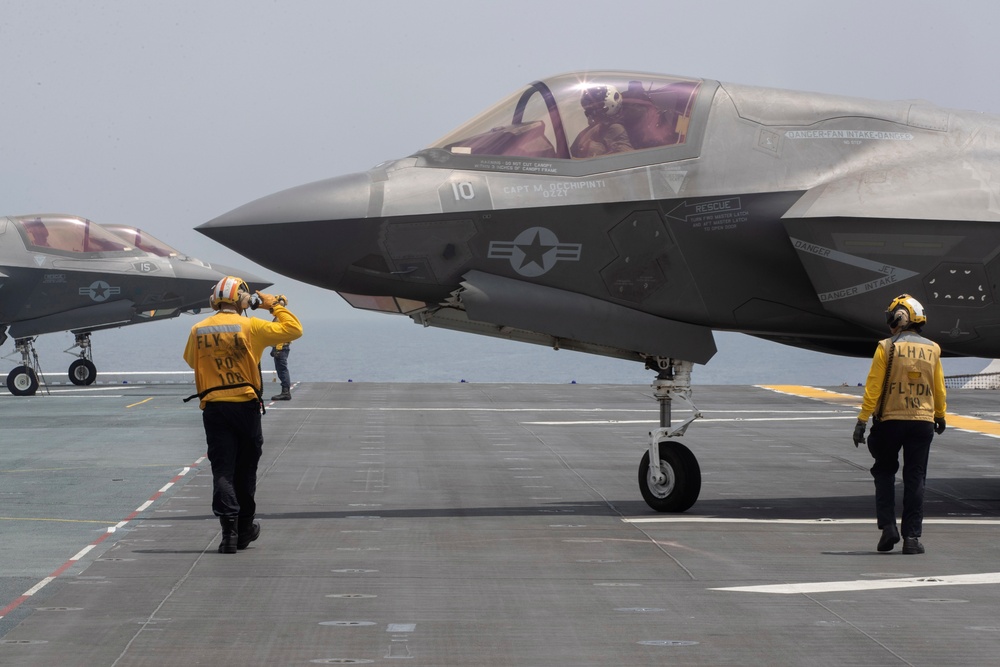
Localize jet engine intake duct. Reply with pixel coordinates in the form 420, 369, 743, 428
458, 270, 716, 364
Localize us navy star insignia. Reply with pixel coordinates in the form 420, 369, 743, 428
79, 280, 122, 302
488, 227, 582, 277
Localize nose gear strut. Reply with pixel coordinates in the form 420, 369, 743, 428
638, 357, 702, 512
66, 332, 98, 386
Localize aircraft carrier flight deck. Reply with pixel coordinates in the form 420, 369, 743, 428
2, 381, 1000, 666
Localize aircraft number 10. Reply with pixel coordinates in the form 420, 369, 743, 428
451, 182, 475, 201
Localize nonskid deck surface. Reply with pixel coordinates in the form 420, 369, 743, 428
2, 382, 1000, 666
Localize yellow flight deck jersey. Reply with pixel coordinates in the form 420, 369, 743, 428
183, 304, 302, 409
858, 330, 946, 423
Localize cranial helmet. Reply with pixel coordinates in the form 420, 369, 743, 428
885, 293, 927, 329
210, 275, 251, 311
580, 85, 623, 120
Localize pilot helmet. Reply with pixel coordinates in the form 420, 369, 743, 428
885, 293, 927, 329
580, 85, 623, 121
210, 275, 251, 311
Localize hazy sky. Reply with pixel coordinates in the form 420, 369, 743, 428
3, 0, 999, 378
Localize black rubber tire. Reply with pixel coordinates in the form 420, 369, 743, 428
69, 358, 97, 386
7, 366, 39, 396
638, 440, 701, 512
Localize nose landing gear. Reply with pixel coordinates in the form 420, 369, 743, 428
638, 358, 702, 512
67, 333, 97, 386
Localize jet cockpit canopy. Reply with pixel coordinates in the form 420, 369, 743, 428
102, 224, 180, 257
11, 214, 142, 256
428, 71, 708, 166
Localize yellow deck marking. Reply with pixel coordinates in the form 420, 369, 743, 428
759, 384, 1000, 438
759, 385, 861, 404
0, 516, 114, 524
126, 397, 154, 408
941, 413, 1000, 437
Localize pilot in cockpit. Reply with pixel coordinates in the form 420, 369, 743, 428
22, 218, 50, 248
571, 85, 635, 158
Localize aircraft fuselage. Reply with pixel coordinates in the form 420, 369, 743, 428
199, 71, 1000, 362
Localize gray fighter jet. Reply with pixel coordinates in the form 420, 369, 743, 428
0, 213, 269, 395
198, 70, 1000, 512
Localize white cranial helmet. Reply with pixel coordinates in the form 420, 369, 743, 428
581, 84, 623, 119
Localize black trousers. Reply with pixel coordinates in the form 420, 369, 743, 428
867, 419, 933, 537
203, 400, 263, 518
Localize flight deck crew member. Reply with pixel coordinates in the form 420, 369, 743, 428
853, 294, 946, 555
270, 322, 293, 401
183, 276, 303, 554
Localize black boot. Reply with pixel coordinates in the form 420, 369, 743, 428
271, 389, 291, 401
877, 524, 900, 552
237, 517, 261, 550
218, 517, 238, 554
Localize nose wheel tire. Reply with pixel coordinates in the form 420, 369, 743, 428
69, 358, 97, 386
7, 366, 39, 396
638, 441, 701, 512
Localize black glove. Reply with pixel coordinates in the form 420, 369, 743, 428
852, 421, 866, 447
934, 417, 946, 435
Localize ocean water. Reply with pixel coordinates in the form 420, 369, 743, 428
10, 312, 993, 388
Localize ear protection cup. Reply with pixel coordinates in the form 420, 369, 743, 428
885, 294, 925, 329
236, 291, 251, 311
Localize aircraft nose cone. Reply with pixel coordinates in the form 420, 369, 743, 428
207, 264, 273, 294
197, 172, 372, 288
169, 260, 273, 311
204, 172, 371, 229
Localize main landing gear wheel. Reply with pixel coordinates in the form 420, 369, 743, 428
7, 366, 39, 396
69, 358, 97, 385
638, 441, 701, 512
